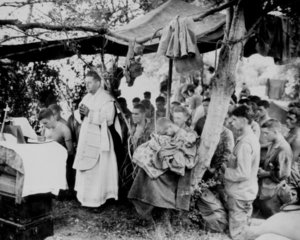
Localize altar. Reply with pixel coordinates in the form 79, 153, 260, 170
0, 140, 68, 239
0, 140, 68, 201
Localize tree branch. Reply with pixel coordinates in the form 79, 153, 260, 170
0, 0, 55, 8
230, 16, 262, 44
229, 1, 279, 44
0, 19, 108, 34
0, 0, 238, 44
0, 31, 52, 44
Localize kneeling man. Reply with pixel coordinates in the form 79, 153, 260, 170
258, 119, 293, 217
223, 105, 260, 240
39, 108, 75, 193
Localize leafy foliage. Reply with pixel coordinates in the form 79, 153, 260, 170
27, 62, 61, 107
0, 60, 61, 119
44, 0, 145, 28
283, 59, 300, 100
188, 178, 222, 224
0, 61, 31, 117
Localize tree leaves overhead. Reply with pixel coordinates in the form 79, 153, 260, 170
43, 0, 145, 28
0, 0, 146, 43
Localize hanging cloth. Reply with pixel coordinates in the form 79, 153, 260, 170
157, 16, 202, 74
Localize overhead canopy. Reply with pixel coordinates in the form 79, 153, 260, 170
0, 0, 225, 62
0, 0, 299, 63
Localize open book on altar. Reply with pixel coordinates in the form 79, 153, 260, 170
12, 117, 38, 140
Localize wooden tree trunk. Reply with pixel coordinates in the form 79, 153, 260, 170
193, 2, 246, 184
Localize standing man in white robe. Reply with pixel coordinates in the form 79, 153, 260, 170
73, 71, 121, 207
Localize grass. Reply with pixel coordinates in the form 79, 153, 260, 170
45, 199, 231, 240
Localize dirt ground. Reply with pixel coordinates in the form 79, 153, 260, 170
45, 199, 231, 240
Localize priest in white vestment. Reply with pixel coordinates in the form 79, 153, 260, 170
73, 71, 121, 207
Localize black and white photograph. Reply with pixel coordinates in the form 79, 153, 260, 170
0, 0, 299, 239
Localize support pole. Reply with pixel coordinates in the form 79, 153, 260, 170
200, 54, 204, 88
166, 58, 173, 119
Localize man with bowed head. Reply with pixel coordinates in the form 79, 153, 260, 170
223, 105, 260, 240
38, 108, 74, 156
258, 119, 295, 217
38, 108, 75, 196
73, 71, 122, 208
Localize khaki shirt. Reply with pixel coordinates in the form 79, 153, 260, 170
224, 128, 260, 201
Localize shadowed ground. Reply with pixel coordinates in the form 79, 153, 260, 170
46, 199, 231, 240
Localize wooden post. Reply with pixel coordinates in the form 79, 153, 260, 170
200, 54, 204, 88
166, 58, 173, 119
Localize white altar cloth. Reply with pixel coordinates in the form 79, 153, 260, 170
0, 141, 67, 198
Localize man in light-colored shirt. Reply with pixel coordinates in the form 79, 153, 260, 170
223, 105, 260, 240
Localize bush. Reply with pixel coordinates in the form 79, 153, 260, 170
0, 61, 61, 127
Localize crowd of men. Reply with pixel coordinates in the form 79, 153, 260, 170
36, 72, 300, 240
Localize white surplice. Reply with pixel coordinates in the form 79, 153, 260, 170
73, 88, 121, 207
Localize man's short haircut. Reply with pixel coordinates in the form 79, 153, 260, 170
257, 100, 270, 109
86, 71, 101, 82
173, 105, 190, 116
208, 66, 215, 73
144, 91, 151, 98
132, 97, 140, 103
48, 104, 62, 113
231, 105, 254, 124
238, 98, 249, 105
203, 97, 211, 103
141, 99, 151, 109
261, 119, 281, 131
117, 97, 127, 104
156, 96, 166, 103
133, 103, 146, 113
38, 108, 53, 121
248, 95, 261, 104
